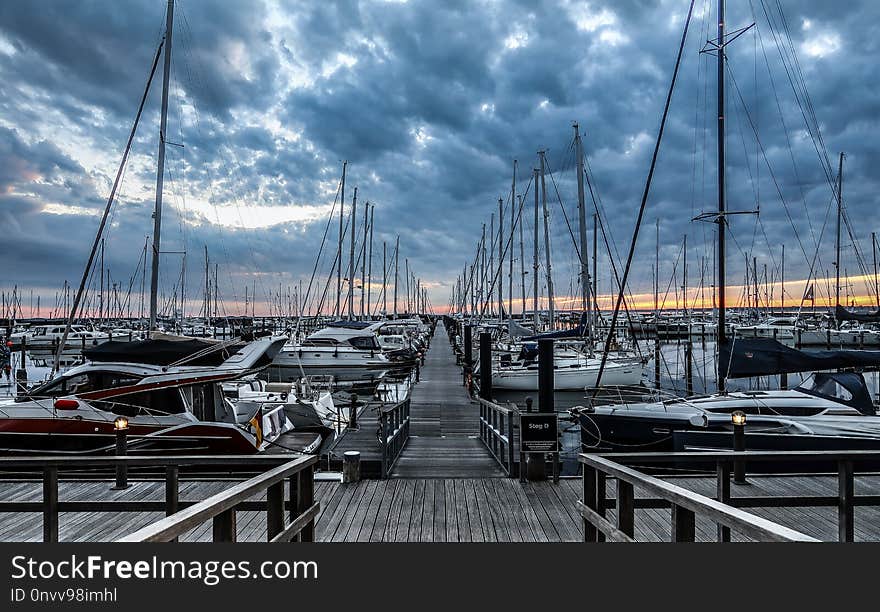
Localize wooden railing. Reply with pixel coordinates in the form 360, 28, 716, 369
579, 451, 835, 542
378, 398, 411, 478
477, 398, 518, 477
119, 456, 317, 542
0, 455, 317, 543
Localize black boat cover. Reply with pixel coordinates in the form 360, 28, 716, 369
83, 337, 245, 366
719, 337, 880, 379
835, 305, 880, 323
326, 320, 375, 329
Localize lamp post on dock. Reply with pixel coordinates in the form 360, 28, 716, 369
113, 416, 129, 490
731, 411, 747, 484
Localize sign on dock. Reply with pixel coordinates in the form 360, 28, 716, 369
520, 413, 558, 453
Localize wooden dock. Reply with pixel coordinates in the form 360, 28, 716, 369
2, 474, 880, 542
326, 322, 502, 478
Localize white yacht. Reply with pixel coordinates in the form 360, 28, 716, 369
268, 321, 390, 385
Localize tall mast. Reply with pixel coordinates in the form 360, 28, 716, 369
716, 0, 727, 392
532, 168, 540, 329
367, 204, 374, 319
575, 123, 592, 336
519, 195, 526, 317
480, 224, 486, 315
382, 241, 387, 315
360, 202, 368, 319
347, 186, 357, 319
393, 235, 399, 318
834, 152, 844, 321
592, 213, 598, 315
873, 233, 878, 309
509, 161, 516, 320
149, 0, 174, 332
498, 198, 504, 320
489, 212, 494, 316
336, 161, 346, 318
405, 258, 410, 314
539, 150, 554, 328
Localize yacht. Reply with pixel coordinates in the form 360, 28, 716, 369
0, 335, 295, 454
268, 321, 390, 385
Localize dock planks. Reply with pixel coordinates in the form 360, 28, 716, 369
4, 473, 880, 541
391, 322, 503, 478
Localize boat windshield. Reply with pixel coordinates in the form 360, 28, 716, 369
350, 336, 381, 350
27, 371, 142, 399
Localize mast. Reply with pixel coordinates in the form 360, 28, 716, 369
382, 241, 387, 315
873, 233, 878, 309
204, 245, 209, 327
393, 236, 399, 318
336, 161, 346, 318
593, 213, 599, 315
781, 244, 785, 311
835, 151, 844, 322
575, 123, 592, 336
99, 239, 105, 322
347, 186, 357, 319
367, 205, 374, 318
405, 258, 410, 314
532, 168, 540, 329
539, 150, 554, 328
361, 202, 368, 319
498, 197, 504, 320
509, 160, 516, 320
519, 195, 526, 318
716, 0, 727, 392
489, 213, 494, 316
149, 0, 174, 332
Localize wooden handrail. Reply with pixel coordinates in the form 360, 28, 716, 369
0, 455, 306, 469
580, 453, 819, 542
118, 456, 317, 542
583, 449, 880, 464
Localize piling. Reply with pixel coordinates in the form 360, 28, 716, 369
479, 332, 492, 400
343, 451, 361, 483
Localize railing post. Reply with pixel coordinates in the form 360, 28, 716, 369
267, 480, 284, 542
716, 462, 731, 542
583, 464, 598, 542
165, 466, 179, 543
838, 459, 854, 543
212, 508, 237, 542
299, 465, 315, 542
288, 473, 300, 539
43, 466, 59, 543
596, 472, 607, 542
617, 480, 634, 538
379, 410, 388, 478
671, 504, 696, 542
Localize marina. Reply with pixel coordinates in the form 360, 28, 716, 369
2, 0, 880, 558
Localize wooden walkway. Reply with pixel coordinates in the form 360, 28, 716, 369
391, 322, 502, 478
3, 474, 880, 542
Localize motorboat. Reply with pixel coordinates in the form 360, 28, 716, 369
0, 334, 294, 455
268, 321, 390, 385
492, 353, 643, 390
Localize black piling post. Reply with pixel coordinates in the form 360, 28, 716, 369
538, 339, 554, 414
349, 393, 359, 429
479, 332, 492, 400
113, 417, 129, 490
463, 324, 473, 385
732, 411, 747, 485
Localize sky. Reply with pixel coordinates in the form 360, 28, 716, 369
1, 0, 878, 319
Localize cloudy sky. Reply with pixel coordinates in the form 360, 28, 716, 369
1, 0, 878, 318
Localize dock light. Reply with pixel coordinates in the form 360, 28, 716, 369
112, 416, 130, 490
731, 411, 747, 484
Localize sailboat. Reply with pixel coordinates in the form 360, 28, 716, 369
573, 0, 880, 456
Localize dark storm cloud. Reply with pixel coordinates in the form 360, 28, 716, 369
1, 0, 878, 313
